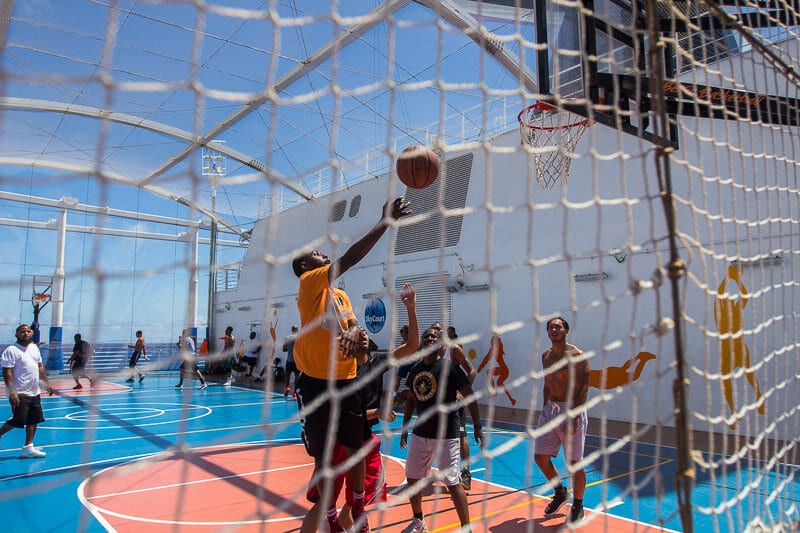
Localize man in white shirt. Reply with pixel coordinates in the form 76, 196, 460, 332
243, 331, 262, 377
0, 324, 53, 458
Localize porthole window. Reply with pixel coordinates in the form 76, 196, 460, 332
349, 195, 361, 217
329, 200, 346, 222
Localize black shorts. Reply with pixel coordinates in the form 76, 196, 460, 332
180, 361, 199, 371
296, 373, 364, 458
6, 394, 45, 428
128, 352, 141, 368
243, 356, 258, 367
285, 360, 298, 376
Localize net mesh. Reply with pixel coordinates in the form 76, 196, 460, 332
1, 1, 799, 531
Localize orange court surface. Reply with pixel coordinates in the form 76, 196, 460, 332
79, 442, 667, 532
0, 374, 782, 531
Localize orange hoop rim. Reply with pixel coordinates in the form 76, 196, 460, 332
32, 292, 52, 304
517, 102, 591, 131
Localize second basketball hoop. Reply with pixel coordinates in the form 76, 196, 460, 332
32, 292, 52, 308
518, 101, 591, 190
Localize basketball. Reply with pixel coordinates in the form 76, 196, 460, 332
396, 145, 439, 189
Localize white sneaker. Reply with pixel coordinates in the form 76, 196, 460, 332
401, 518, 427, 533
198, 383, 207, 390
20, 445, 46, 459
223, 377, 233, 386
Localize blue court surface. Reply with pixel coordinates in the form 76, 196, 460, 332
1, 374, 797, 532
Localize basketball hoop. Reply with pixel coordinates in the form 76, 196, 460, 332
518, 101, 591, 190
32, 293, 52, 307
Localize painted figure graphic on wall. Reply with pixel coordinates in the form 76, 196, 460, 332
588, 351, 656, 389
476, 335, 517, 406
474, 334, 657, 404
255, 309, 280, 382
715, 264, 764, 429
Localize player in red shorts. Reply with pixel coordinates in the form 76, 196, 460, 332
303, 284, 419, 532
305, 434, 386, 526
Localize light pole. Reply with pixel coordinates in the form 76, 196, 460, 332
202, 141, 226, 354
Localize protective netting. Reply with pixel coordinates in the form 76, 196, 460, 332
1, 1, 799, 532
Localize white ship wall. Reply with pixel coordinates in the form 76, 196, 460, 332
217, 38, 800, 441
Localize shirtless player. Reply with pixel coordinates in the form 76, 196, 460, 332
533, 317, 590, 526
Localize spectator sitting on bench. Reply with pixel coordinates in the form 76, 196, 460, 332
273, 357, 285, 382
255, 356, 286, 384
243, 331, 261, 377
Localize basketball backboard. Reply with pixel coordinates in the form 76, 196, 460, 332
532, 0, 799, 148
19, 274, 62, 303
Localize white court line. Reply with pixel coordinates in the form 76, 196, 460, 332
14, 422, 294, 452
78, 442, 320, 527
0, 437, 299, 482
76, 439, 683, 531
80, 452, 415, 527
85, 461, 315, 500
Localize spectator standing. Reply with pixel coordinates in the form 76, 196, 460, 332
0, 324, 53, 458
126, 330, 147, 383
283, 325, 299, 397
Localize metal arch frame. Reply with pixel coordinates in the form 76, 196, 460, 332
141, 0, 540, 191
0, 190, 240, 234
1, 0, 416, 203
2, 0, 537, 215
0, 156, 246, 237
0, 96, 313, 202
417, 0, 540, 96
0, 216, 244, 247
139, 0, 415, 189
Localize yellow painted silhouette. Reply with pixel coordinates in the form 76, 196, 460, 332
588, 351, 656, 389
715, 265, 764, 429
476, 335, 517, 406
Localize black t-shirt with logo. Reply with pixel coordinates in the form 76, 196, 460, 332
406, 357, 469, 439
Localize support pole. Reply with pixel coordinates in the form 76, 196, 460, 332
46, 203, 69, 371
189, 225, 199, 336
207, 179, 218, 354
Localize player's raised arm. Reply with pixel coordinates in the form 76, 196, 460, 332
392, 283, 419, 360
331, 197, 411, 282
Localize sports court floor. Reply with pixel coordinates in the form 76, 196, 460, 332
1, 374, 796, 532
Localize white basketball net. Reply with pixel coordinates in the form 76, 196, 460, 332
519, 103, 591, 189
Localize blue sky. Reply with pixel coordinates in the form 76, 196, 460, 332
0, 0, 540, 343
0, 171, 221, 344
